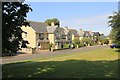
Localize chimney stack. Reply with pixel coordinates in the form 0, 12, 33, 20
79, 29, 83, 32
51, 22, 55, 26
64, 26, 68, 30
89, 30, 92, 34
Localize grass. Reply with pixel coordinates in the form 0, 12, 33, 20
2, 48, 119, 78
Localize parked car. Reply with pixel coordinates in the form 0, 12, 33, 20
115, 45, 120, 48
110, 44, 120, 49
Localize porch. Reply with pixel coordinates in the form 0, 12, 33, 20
37, 39, 49, 50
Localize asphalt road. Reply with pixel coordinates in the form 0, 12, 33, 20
1, 45, 109, 64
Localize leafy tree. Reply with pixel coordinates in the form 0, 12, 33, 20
47, 43, 53, 51
100, 38, 109, 45
108, 12, 120, 45
109, 28, 116, 43
2, 2, 32, 55
72, 38, 80, 47
45, 18, 60, 27
81, 38, 93, 46
45, 19, 51, 26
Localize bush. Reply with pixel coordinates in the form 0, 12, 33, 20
78, 43, 85, 47
63, 44, 70, 49
81, 38, 94, 46
100, 38, 109, 45
47, 43, 53, 51
73, 38, 80, 48
73, 38, 80, 44
32, 47, 36, 53
93, 43, 99, 45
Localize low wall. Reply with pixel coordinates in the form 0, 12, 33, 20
52, 48, 70, 52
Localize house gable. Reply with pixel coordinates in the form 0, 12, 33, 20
21, 26, 36, 48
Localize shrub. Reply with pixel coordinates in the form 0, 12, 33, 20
47, 43, 53, 51
73, 38, 80, 47
81, 38, 94, 46
32, 47, 36, 53
93, 43, 99, 45
78, 43, 85, 47
63, 44, 70, 49
100, 38, 109, 45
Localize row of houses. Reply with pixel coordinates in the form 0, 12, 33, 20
21, 21, 100, 50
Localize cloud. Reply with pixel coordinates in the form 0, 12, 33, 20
61, 14, 111, 27
60, 14, 112, 35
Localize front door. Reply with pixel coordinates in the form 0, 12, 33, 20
41, 42, 49, 50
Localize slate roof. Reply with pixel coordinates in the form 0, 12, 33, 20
69, 29, 79, 37
84, 31, 92, 37
28, 21, 48, 33
93, 32, 100, 36
59, 28, 66, 35
100, 35, 106, 39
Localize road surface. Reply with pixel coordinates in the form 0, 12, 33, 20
1, 45, 109, 64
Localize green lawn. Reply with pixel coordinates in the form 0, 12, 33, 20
2, 48, 119, 78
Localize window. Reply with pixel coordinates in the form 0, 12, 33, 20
68, 38, 71, 40
56, 31, 59, 36
24, 33, 27, 38
39, 33, 44, 37
62, 35, 66, 39
39, 33, 44, 40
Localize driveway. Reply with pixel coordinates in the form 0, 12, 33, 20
2, 45, 109, 64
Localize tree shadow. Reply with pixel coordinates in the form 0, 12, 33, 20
115, 49, 120, 53
2, 59, 119, 78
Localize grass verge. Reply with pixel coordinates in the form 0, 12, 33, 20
2, 48, 119, 78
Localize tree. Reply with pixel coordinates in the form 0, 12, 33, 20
2, 2, 32, 55
109, 28, 116, 43
100, 38, 109, 45
108, 12, 120, 45
81, 38, 93, 46
72, 38, 80, 47
45, 18, 60, 27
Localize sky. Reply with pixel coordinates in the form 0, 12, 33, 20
25, 2, 118, 36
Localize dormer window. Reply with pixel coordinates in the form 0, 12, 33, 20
56, 31, 60, 37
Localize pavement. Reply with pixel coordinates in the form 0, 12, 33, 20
1, 45, 109, 64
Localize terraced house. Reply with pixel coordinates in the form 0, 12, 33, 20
21, 21, 72, 50
21, 21, 100, 51
21, 21, 49, 50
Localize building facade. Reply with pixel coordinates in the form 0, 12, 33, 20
21, 21, 73, 50
21, 20, 100, 50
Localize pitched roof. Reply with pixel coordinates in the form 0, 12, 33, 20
47, 26, 58, 33
69, 29, 79, 37
58, 27, 66, 35
93, 32, 100, 36
64, 30, 69, 35
83, 31, 92, 37
28, 21, 48, 33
